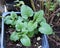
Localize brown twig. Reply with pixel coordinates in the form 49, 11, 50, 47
48, 36, 60, 46
42, 0, 44, 10
48, 8, 60, 23
48, 0, 50, 17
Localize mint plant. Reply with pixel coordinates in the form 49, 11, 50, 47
4, 5, 53, 46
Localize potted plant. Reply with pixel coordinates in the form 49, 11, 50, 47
1, 5, 53, 48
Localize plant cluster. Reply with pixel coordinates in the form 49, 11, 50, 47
4, 5, 53, 46
44, 2, 55, 11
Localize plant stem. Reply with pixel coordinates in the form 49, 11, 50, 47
42, 0, 44, 10
45, 2, 46, 15
46, 0, 48, 16
48, 0, 50, 16
30, 0, 36, 11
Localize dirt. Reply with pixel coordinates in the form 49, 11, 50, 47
4, 25, 42, 48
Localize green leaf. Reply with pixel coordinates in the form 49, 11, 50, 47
4, 16, 13, 24
15, 20, 23, 31
27, 31, 34, 38
10, 32, 20, 41
23, 22, 28, 28
50, 5, 55, 8
17, 16, 23, 22
33, 22, 37, 29
39, 22, 53, 35
12, 20, 17, 25
4, 12, 18, 25
27, 21, 37, 32
22, 28, 28, 34
41, 18, 46, 23
34, 10, 44, 23
49, 8, 54, 11
10, 11, 18, 20
27, 21, 34, 31
15, 19, 28, 31
44, 2, 49, 8
20, 35, 31, 46
21, 5, 33, 19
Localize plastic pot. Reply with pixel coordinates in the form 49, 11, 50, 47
1, 12, 49, 48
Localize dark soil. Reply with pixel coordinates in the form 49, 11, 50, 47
4, 25, 42, 48
5, 0, 32, 12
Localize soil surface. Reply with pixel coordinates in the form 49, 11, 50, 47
4, 25, 42, 48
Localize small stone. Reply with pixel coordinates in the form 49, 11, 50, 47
35, 44, 37, 46
36, 42, 38, 44
16, 44, 20, 46
16, 44, 22, 47
37, 37, 41, 41
37, 4, 40, 7
38, 46, 42, 48
10, 26, 12, 27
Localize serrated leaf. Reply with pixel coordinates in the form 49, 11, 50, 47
23, 22, 28, 28
39, 22, 53, 35
20, 35, 31, 46
34, 10, 44, 23
4, 16, 13, 24
17, 16, 23, 22
15, 21, 23, 31
10, 11, 18, 20
33, 22, 37, 29
15, 19, 28, 31
22, 28, 28, 34
4, 12, 18, 25
27, 21, 34, 32
27, 21, 37, 32
10, 32, 20, 41
21, 5, 33, 19
12, 20, 17, 25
